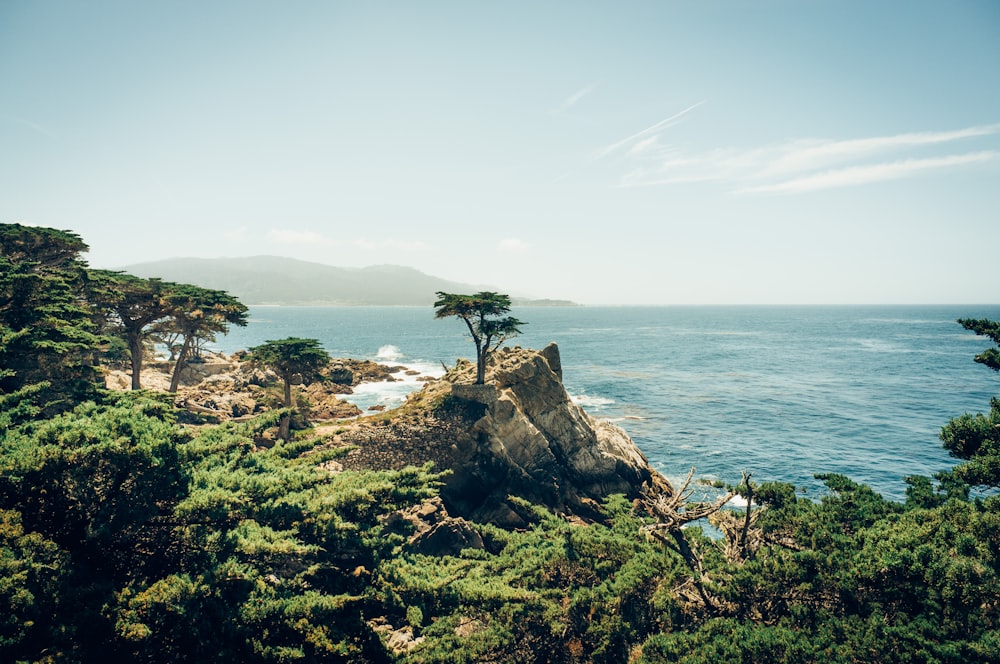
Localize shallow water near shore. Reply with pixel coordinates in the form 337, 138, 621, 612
212, 304, 1000, 501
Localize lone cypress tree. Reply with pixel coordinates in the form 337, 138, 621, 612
434, 291, 524, 385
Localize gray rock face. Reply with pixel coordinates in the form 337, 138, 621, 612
386, 496, 485, 557
442, 343, 670, 526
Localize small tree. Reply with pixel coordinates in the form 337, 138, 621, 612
247, 337, 330, 440
158, 284, 248, 393
89, 271, 175, 390
434, 291, 524, 385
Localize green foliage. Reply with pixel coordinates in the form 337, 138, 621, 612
433, 291, 525, 384
640, 486, 1000, 663
0, 392, 187, 572
380, 495, 687, 663
248, 337, 332, 440
87, 270, 178, 390
940, 396, 1000, 489
903, 472, 969, 509
936, 318, 1000, 489
156, 283, 249, 392
0, 389, 443, 662
0, 508, 69, 655
957, 317, 1000, 372
1, 223, 104, 412
248, 338, 331, 398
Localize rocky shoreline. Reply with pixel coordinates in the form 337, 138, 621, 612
107, 344, 672, 526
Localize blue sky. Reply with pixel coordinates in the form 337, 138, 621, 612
2, 1, 998, 304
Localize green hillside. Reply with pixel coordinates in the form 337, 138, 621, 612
121, 256, 489, 306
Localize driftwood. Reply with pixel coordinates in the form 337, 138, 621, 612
639, 467, 736, 614
641, 469, 811, 619
177, 399, 257, 422
640, 467, 735, 538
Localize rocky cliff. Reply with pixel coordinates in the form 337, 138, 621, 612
432, 343, 670, 525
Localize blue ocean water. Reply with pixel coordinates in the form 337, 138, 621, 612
212, 305, 1000, 501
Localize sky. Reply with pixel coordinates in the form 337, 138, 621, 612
2, 1, 998, 305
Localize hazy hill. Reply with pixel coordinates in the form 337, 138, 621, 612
120, 256, 575, 306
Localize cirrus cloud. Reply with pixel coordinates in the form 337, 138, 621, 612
614, 120, 1000, 194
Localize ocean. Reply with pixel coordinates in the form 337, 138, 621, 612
212, 305, 1000, 501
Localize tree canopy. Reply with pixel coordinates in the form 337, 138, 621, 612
158, 284, 249, 392
938, 318, 1000, 489
248, 337, 330, 440
88, 270, 176, 390
434, 291, 524, 384
958, 317, 1000, 372
0, 223, 103, 413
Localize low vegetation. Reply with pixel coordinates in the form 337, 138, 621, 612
2, 223, 999, 662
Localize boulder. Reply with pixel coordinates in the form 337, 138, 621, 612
386, 497, 485, 556
305, 380, 363, 419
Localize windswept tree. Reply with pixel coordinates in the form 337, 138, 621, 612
0, 223, 103, 411
157, 284, 248, 392
89, 271, 175, 390
247, 337, 330, 440
434, 291, 525, 385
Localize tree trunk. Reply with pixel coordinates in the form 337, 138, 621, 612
128, 334, 143, 390
168, 335, 193, 393
279, 378, 293, 441
475, 340, 486, 385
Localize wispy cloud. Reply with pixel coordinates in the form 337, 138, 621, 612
737, 152, 998, 194
615, 122, 1000, 194
594, 101, 706, 161
552, 84, 597, 114
498, 238, 531, 253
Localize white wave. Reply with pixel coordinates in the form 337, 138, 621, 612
571, 394, 615, 409
339, 357, 447, 414
853, 338, 911, 353
376, 344, 403, 361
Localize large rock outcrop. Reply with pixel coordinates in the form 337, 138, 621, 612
437, 343, 670, 526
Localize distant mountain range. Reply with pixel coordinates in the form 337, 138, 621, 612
120, 256, 577, 307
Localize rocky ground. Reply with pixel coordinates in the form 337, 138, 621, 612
105, 352, 427, 423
